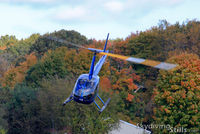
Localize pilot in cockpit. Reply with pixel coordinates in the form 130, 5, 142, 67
76, 79, 95, 95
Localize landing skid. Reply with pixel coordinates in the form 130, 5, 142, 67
94, 95, 111, 113
63, 95, 73, 106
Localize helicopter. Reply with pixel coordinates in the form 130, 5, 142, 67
47, 33, 177, 112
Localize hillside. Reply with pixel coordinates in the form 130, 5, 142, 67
0, 20, 199, 134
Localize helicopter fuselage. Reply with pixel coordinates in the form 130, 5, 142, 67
62, 34, 111, 112
73, 74, 99, 104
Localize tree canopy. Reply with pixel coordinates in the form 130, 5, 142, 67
0, 20, 200, 133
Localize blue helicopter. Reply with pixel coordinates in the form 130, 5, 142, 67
47, 33, 177, 112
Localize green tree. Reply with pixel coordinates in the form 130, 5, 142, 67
29, 30, 90, 56
0, 34, 39, 66
37, 77, 119, 134
0, 86, 11, 133
5, 84, 43, 134
25, 47, 69, 87
0, 35, 17, 47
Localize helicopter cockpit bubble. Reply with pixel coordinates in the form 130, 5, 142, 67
73, 74, 99, 97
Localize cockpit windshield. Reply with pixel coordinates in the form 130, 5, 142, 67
77, 79, 94, 89
74, 75, 99, 96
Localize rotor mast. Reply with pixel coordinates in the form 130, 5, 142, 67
88, 33, 109, 80
89, 52, 96, 80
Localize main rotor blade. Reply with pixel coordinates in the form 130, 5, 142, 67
46, 36, 88, 50
99, 52, 177, 70
46, 36, 177, 70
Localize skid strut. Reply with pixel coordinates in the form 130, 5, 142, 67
94, 95, 111, 112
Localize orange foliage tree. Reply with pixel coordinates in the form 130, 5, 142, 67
109, 66, 146, 123
112, 66, 140, 95
100, 77, 112, 93
1, 53, 37, 88
153, 53, 200, 133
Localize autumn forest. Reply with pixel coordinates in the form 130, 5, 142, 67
0, 20, 200, 133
